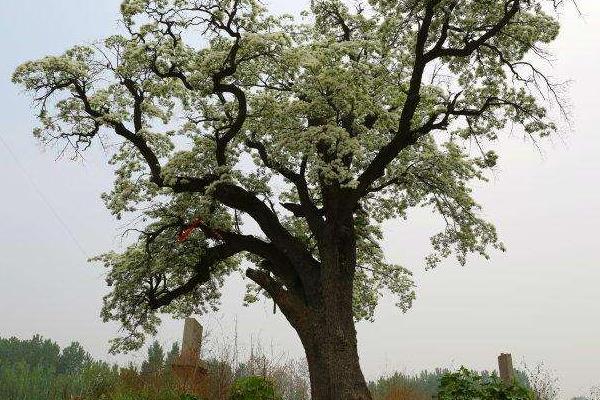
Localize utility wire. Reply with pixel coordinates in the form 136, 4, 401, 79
0, 134, 89, 257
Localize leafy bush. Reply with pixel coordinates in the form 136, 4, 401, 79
79, 361, 119, 399
439, 368, 534, 400
229, 376, 281, 400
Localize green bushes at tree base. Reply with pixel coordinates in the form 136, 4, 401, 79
229, 376, 281, 400
439, 368, 534, 400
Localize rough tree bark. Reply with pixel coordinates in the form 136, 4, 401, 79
275, 275, 371, 400
250, 254, 371, 400
299, 296, 372, 400
285, 208, 372, 400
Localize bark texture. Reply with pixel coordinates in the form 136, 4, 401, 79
299, 299, 372, 400
280, 211, 373, 400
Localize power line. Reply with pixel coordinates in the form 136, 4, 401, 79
0, 134, 89, 258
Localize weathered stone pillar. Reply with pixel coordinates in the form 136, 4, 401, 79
172, 318, 207, 388
180, 318, 203, 364
498, 353, 514, 384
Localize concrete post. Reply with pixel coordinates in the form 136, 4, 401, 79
498, 353, 514, 384
180, 317, 203, 365
172, 318, 206, 389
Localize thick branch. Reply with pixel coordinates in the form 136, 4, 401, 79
148, 242, 240, 309
246, 268, 310, 327
148, 231, 303, 310
70, 77, 319, 279
72, 81, 164, 185
425, 0, 521, 61
352, 0, 522, 203
351, 1, 437, 202
246, 138, 324, 232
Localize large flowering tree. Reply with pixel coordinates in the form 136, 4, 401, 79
14, 0, 566, 398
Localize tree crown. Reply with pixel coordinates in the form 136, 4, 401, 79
14, 0, 563, 352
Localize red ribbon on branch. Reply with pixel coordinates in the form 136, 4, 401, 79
177, 217, 224, 242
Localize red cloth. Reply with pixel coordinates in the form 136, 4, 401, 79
177, 218, 203, 242
177, 218, 224, 242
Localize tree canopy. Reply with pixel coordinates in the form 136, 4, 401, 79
14, 0, 564, 355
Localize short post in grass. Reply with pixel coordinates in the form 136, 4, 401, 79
498, 353, 514, 384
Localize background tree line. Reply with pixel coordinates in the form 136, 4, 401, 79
2, 334, 596, 400
0, 334, 309, 400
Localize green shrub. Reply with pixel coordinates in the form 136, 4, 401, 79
439, 367, 534, 400
79, 361, 119, 399
229, 376, 281, 400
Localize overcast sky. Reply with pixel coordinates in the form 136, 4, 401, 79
0, 1, 599, 398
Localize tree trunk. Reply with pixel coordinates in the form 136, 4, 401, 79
297, 303, 372, 400
267, 202, 371, 399
293, 272, 372, 400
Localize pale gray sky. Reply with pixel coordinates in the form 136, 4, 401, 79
0, 1, 598, 398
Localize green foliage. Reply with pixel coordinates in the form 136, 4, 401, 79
0, 335, 96, 399
0, 335, 190, 400
165, 343, 180, 368
370, 367, 534, 400
79, 361, 120, 399
229, 376, 281, 400
13, 0, 566, 355
141, 341, 165, 375
0, 335, 60, 370
58, 342, 92, 374
0, 361, 74, 400
0, 334, 554, 400
438, 367, 534, 400
0, 335, 311, 400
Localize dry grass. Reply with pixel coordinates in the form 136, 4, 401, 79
383, 386, 431, 400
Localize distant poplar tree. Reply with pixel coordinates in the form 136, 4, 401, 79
141, 340, 164, 374
165, 342, 180, 367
